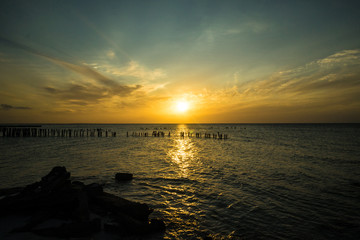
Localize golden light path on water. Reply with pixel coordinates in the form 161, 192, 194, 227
167, 125, 195, 178
163, 125, 204, 237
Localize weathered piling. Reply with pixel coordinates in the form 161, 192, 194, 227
0, 127, 117, 138
1, 127, 228, 139
177, 131, 228, 140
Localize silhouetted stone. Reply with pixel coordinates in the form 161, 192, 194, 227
0, 187, 23, 197
104, 212, 148, 234
40, 166, 70, 192
203, 237, 213, 240
115, 172, 133, 181
12, 211, 54, 233
73, 187, 90, 222
20, 181, 41, 195
149, 218, 166, 232
72, 181, 85, 187
89, 192, 152, 221
34, 218, 101, 238
84, 183, 103, 195
0, 166, 165, 238
104, 214, 165, 235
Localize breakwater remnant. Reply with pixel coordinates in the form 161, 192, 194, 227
1, 127, 228, 140
0, 127, 117, 137
179, 131, 228, 139
0, 166, 165, 238
127, 131, 229, 139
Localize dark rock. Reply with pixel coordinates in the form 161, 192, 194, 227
34, 218, 101, 238
41, 166, 69, 182
0, 187, 23, 197
149, 218, 166, 232
0, 166, 166, 238
40, 166, 70, 192
115, 172, 133, 181
72, 181, 85, 187
203, 237, 213, 240
73, 187, 90, 222
104, 214, 165, 235
84, 183, 103, 195
104, 212, 147, 234
12, 211, 54, 232
0, 168, 74, 215
20, 166, 71, 196
21, 181, 41, 195
89, 192, 152, 221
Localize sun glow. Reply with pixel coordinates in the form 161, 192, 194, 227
176, 101, 190, 113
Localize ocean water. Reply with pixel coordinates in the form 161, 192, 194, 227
0, 124, 359, 239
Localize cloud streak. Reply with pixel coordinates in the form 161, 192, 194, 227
247, 49, 360, 98
1, 104, 31, 110
189, 49, 360, 122
0, 36, 142, 105
43, 82, 141, 104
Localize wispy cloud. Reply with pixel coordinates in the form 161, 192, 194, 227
41, 58, 143, 105
100, 60, 166, 83
0, 36, 142, 106
106, 50, 116, 59
1, 104, 31, 110
94, 60, 167, 94
224, 21, 269, 35
191, 49, 360, 121
246, 49, 360, 97
43, 82, 141, 104
317, 50, 360, 65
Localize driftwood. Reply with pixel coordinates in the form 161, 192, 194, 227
0, 166, 165, 238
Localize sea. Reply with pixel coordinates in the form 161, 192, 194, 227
0, 123, 359, 239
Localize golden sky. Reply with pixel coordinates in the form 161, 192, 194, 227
1, 1, 360, 123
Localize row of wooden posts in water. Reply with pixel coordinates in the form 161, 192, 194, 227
0, 127, 228, 139
0, 127, 116, 137
129, 131, 229, 139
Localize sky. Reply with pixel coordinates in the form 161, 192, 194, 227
1, 0, 360, 123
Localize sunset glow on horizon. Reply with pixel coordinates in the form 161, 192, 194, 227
1, 1, 360, 123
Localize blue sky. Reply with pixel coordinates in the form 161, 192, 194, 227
1, 0, 360, 123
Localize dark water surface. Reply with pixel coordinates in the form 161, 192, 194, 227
1, 124, 359, 239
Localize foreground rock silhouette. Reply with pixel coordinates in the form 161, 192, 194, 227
115, 172, 133, 181
0, 166, 165, 238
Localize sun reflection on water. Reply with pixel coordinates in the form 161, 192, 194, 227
163, 125, 206, 238
167, 125, 196, 178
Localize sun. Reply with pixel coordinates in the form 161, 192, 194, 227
176, 101, 189, 113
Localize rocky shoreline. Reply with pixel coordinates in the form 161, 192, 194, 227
0, 166, 165, 239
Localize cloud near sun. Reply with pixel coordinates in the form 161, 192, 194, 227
196, 49, 360, 122
160, 49, 360, 123
0, 37, 166, 121
0, 36, 360, 123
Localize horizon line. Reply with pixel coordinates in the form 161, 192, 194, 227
1, 122, 359, 126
